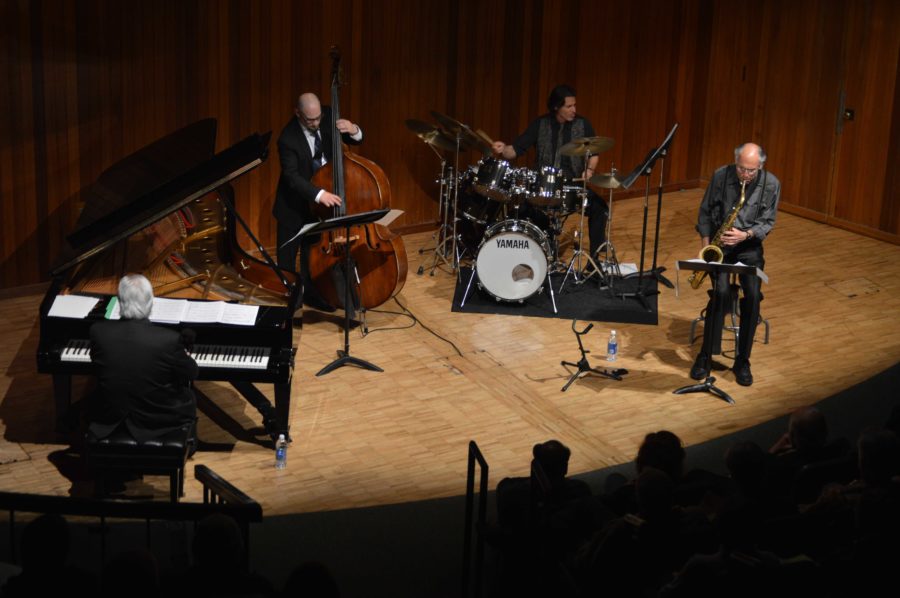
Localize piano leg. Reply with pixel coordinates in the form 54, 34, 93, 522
231, 381, 289, 442
53, 374, 72, 433
274, 382, 291, 442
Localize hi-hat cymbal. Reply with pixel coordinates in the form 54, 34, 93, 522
559, 136, 615, 157
588, 172, 623, 189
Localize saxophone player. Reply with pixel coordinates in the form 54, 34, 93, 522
690, 143, 781, 386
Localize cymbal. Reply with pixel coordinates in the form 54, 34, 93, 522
559, 136, 615, 157
405, 119, 438, 136
405, 119, 458, 152
430, 111, 491, 154
588, 172, 623, 189
430, 110, 469, 135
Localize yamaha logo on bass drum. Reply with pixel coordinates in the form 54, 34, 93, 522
495, 238, 530, 250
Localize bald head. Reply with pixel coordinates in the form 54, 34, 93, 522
733, 142, 766, 183
295, 93, 323, 130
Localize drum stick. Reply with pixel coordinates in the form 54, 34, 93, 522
476, 129, 495, 145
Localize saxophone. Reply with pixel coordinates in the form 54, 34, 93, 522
688, 179, 746, 289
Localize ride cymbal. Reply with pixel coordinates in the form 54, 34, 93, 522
405, 119, 438, 135
405, 119, 458, 152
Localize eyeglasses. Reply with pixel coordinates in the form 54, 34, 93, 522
301, 114, 322, 124
736, 166, 760, 175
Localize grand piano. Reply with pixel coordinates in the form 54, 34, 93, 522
36, 119, 301, 441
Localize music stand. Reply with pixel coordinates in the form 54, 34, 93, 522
615, 124, 679, 311
287, 209, 390, 376
673, 259, 766, 404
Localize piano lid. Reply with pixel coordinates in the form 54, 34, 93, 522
51, 118, 272, 277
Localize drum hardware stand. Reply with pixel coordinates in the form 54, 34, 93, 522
559, 153, 603, 294
418, 158, 457, 276
561, 320, 627, 391
615, 124, 678, 311
591, 166, 623, 294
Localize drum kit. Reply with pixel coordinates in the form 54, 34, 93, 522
408, 112, 620, 308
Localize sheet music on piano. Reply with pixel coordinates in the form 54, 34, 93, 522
47, 294, 100, 319
54, 295, 260, 326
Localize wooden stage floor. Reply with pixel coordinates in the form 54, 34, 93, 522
1, 189, 899, 516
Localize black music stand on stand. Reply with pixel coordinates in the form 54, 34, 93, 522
288, 209, 390, 376
615, 124, 679, 311
672, 260, 766, 405
561, 320, 627, 391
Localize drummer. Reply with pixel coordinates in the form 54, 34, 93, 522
491, 84, 608, 259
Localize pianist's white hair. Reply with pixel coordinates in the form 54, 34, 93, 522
118, 273, 154, 320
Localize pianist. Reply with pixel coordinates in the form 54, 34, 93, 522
87, 274, 198, 449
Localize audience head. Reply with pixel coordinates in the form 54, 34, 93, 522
725, 440, 768, 495
636, 430, 685, 481
788, 406, 828, 455
885, 404, 900, 437
117, 273, 154, 320
635, 467, 675, 522
532, 439, 571, 483
281, 561, 341, 598
857, 427, 900, 487
102, 549, 159, 598
21, 513, 69, 572
192, 513, 245, 572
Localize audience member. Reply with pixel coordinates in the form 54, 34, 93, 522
102, 549, 160, 598
768, 406, 850, 498
170, 513, 274, 598
0, 513, 96, 597
281, 561, 340, 597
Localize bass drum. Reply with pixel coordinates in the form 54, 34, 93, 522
476, 219, 550, 302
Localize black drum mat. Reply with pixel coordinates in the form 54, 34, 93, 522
451, 266, 659, 325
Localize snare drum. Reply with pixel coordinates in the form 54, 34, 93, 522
472, 157, 513, 202
475, 219, 550, 302
527, 166, 565, 208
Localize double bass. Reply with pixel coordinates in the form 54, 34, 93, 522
308, 48, 407, 310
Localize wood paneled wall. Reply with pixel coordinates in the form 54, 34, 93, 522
2, 0, 898, 289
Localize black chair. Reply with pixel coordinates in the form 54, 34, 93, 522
85, 423, 192, 502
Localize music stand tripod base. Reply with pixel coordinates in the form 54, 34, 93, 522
673, 376, 735, 405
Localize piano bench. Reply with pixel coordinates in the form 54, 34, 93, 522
85, 424, 192, 503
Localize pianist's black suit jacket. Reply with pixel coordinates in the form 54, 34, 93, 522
272, 108, 362, 232
88, 319, 198, 442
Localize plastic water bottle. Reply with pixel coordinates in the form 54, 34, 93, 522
275, 434, 287, 469
607, 330, 618, 362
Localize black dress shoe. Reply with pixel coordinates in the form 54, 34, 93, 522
690, 353, 711, 380
733, 359, 753, 386
303, 294, 336, 313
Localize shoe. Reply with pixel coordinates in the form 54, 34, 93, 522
733, 359, 753, 386
690, 353, 710, 380
303, 293, 336, 313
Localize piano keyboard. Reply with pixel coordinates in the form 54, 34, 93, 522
60, 340, 270, 370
